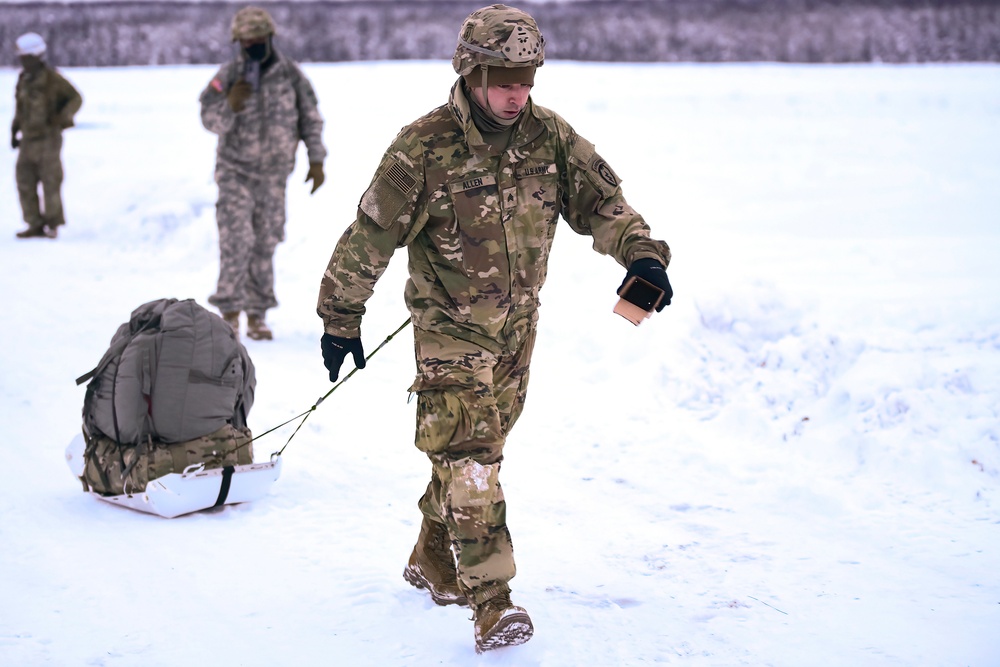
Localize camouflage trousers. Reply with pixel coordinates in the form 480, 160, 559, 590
409, 324, 536, 605
208, 166, 286, 316
16, 133, 65, 231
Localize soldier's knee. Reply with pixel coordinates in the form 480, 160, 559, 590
446, 457, 504, 510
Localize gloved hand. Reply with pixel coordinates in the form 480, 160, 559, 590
227, 80, 253, 113
619, 257, 672, 311
11, 128, 19, 149
305, 162, 325, 194
321, 333, 366, 382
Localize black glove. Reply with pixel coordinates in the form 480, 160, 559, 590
227, 80, 253, 113
620, 258, 672, 311
321, 333, 366, 382
11, 129, 19, 149
305, 162, 325, 194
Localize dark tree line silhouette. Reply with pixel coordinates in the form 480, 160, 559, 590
1, 0, 998, 67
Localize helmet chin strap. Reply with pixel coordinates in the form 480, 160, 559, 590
478, 65, 521, 127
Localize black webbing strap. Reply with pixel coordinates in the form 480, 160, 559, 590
213, 466, 236, 508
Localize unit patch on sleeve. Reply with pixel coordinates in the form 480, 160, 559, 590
594, 160, 619, 188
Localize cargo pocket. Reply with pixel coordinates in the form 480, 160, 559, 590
414, 390, 469, 455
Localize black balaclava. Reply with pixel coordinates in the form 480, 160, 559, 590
243, 37, 276, 72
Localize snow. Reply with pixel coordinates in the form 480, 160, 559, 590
1, 61, 999, 666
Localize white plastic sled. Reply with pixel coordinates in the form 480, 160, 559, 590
65, 433, 281, 518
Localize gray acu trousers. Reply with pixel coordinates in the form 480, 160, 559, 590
208, 166, 286, 316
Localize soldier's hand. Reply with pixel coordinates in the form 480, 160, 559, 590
305, 162, 325, 194
321, 333, 366, 382
10, 130, 19, 149
227, 80, 253, 113
620, 258, 672, 311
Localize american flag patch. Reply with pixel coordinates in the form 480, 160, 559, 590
210, 78, 223, 92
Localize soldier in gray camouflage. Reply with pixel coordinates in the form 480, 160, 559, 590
200, 6, 327, 340
11, 32, 82, 240
317, 4, 672, 653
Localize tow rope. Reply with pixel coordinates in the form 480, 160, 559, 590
229, 317, 412, 458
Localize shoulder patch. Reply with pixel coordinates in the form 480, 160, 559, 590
593, 159, 620, 189
569, 135, 595, 167
360, 159, 420, 230
570, 135, 622, 198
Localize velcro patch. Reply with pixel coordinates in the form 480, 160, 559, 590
569, 135, 595, 167
448, 174, 497, 194
571, 136, 622, 198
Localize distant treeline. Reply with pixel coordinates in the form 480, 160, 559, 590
1, 0, 998, 67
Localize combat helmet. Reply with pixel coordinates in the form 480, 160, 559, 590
453, 4, 545, 88
231, 6, 277, 42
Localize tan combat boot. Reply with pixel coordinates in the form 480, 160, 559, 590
473, 589, 534, 653
222, 311, 240, 336
402, 517, 468, 606
246, 314, 272, 340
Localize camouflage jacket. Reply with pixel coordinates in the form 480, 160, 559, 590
12, 65, 82, 140
199, 49, 326, 178
318, 80, 671, 353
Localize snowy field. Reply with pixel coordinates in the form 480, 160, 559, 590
1, 61, 998, 666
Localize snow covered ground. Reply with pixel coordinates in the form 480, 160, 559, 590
1, 61, 998, 666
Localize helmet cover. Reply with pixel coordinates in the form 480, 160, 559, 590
452, 4, 545, 77
231, 6, 277, 42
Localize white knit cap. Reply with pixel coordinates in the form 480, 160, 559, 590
16, 32, 47, 57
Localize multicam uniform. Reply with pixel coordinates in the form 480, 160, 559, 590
318, 80, 670, 604
199, 48, 326, 317
12, 65, 81, 233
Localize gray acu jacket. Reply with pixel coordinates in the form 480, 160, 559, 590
199, 48, 326, 179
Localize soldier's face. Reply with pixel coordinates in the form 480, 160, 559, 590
472, 84, 533, 120
18, 55, 43, 74
239, 36, 267, 49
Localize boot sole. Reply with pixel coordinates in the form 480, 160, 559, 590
402, 565, 468, 607
475, 611, 534, 654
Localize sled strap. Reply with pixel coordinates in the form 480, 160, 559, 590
213, 466, 236, 508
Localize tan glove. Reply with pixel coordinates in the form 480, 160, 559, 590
305, 162, 325, 194
227, 80, 253, 113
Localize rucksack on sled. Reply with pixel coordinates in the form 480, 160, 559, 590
68, 298, 279, 517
